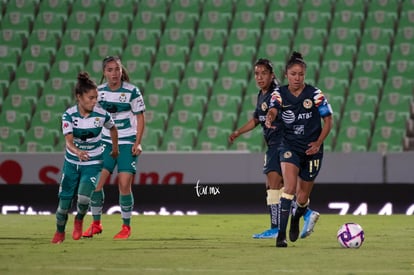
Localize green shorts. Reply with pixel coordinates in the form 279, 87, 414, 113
59, 161, 102, 200
102, 142, 138, 174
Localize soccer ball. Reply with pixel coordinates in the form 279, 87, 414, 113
337, 223, 365, 248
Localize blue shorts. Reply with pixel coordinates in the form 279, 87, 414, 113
102, 142, 138, 174
263, 143, 282, 175
279, 145, 323, 181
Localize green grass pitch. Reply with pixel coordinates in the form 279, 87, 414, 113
0, 214, 413, 275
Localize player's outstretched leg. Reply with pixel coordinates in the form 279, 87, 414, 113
300, 209, 320, 239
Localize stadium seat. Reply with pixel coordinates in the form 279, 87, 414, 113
32, 11, 66, 37
99, 10, 134, 38
229, 126, 264, 152
216, 60, 251, 85
22, 126, 59, 152
30, 109, 62, 131
175, 77, 211, 99
169, 0, 202, 18
266, 2, 298, 30
1, 10, 34, 39
151, 60, 184, 82
189, 40, 224, 68
0, 29, 23, 71
202, 109, 237, 129
370, 126, 404, 153
232, 10, 265, 28
0, 109, 30, 131
144, 110, 168, 132
131, 11, 164, 40
195, 126, 231, 151
159, 125, 197, 151
65, 11, 100, 37
168, 110, 203, 131
211, 77, 247, 99
198, 10, 231, 32
42, 77, 74, 107
258, 28, 291, 66
7, 77, 42, 106
143, 83, 174, 112
0, 126, 25, 152
165, 10, 198, 36
182, 60, 217, 87
142, 127, 162, 151
174, 93, 207, 114
334, 126, 370, 152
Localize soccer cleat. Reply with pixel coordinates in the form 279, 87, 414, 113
289, 215, 300, 242
72, 218, 83, 240
252, 228, 279, 239
51, 231, 65, 244
82, 222, 103, 238
113, 224, 131, 239
276, 232, 288, 248
300, 210, 320, 239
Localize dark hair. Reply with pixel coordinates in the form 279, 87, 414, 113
101, 55, 130, 83
255, 58, 280, 85
75, 71, 97, 98
255, 58, 274, 73
285, 51, 307, 72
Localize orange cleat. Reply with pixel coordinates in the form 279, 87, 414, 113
51, 231, 65, 244
113, 224, 131, 239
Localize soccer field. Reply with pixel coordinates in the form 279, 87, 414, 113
0, 214, 413, 275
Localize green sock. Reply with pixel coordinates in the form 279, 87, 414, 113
120, 193, 134, 226
90, 190, 104, 221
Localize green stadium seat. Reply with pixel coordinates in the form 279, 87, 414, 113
202, 0, 234, 17
370, 126, 404, 153
356, 42, 390, 64
323, 42, 355, 69
41, 77, 75, 107
144, 110, 168, 132
152, 60, 184, 83
90, 28, 125, 57
143, 83, 174, 112
159, 125, 196, 151
22, 126, 59, 152
382, 76, 413, 96
232, 10, 265, 28
198, 10, 231, 31
168, 110, 203, 131
37, 0, 70, 18
99, 10, 133, 38
131, 11, 164, 39
65, 11, 99, 37
0, 110, 30, 131
236, 0, 268, 12
139, 0, 170, 18
174, 93, 207, 114
352, 60, 385, 83
195, 126, 231, 151
258, 29, 291, 64
182, 60, 217, 87
142, 127, 162, 151
156, 43, 189, 68
388, 60, 414, 79
2, 94, 34, 117
176, 77, 210, 98
230, 128, 264, 152
36, 94, 70, 115
30, 109, 62, 131
189, 41, 223, 68
341, 109, 374, 130
169, 0, 202, 17
203, 109, 237, 129
346, 88, 379, 113
159, 28, 193, 49
222, 42, 256, 63
266, 3, 298, 30
71, 0, 104, 16
227, 27, 260, 46
216, 61, 251, 86
7, 77, 42, 106
19, 45, 54, 75
211, 76, 247, 99
0, 29, 23, 70
165, 10, 198, 36
1, 11, 33, 39
32, 11, 65, 37
209, 93, 242, 112
48, 60, 83, 82
0, 126, 25, 152
334, 125, 370, 153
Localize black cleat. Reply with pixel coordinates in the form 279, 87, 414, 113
276, 233, 288, 248
289, 215, 300, 242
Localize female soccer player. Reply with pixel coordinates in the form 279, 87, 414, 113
82, 56, 146, 239
229, 58, 320, 239
265, 52, 333, 247
51, 72, 118, 244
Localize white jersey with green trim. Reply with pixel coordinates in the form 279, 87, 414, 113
98, 81, 146, 144
62, 105, 115, 165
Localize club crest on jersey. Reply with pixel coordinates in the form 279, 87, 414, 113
303, 99, 313, 109
283, 151, 292, 159
94, 117, 101, 127
261, 102, 268, 111
119, 93, 127, 102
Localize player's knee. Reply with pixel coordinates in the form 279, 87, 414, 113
78, 194, 90, 205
